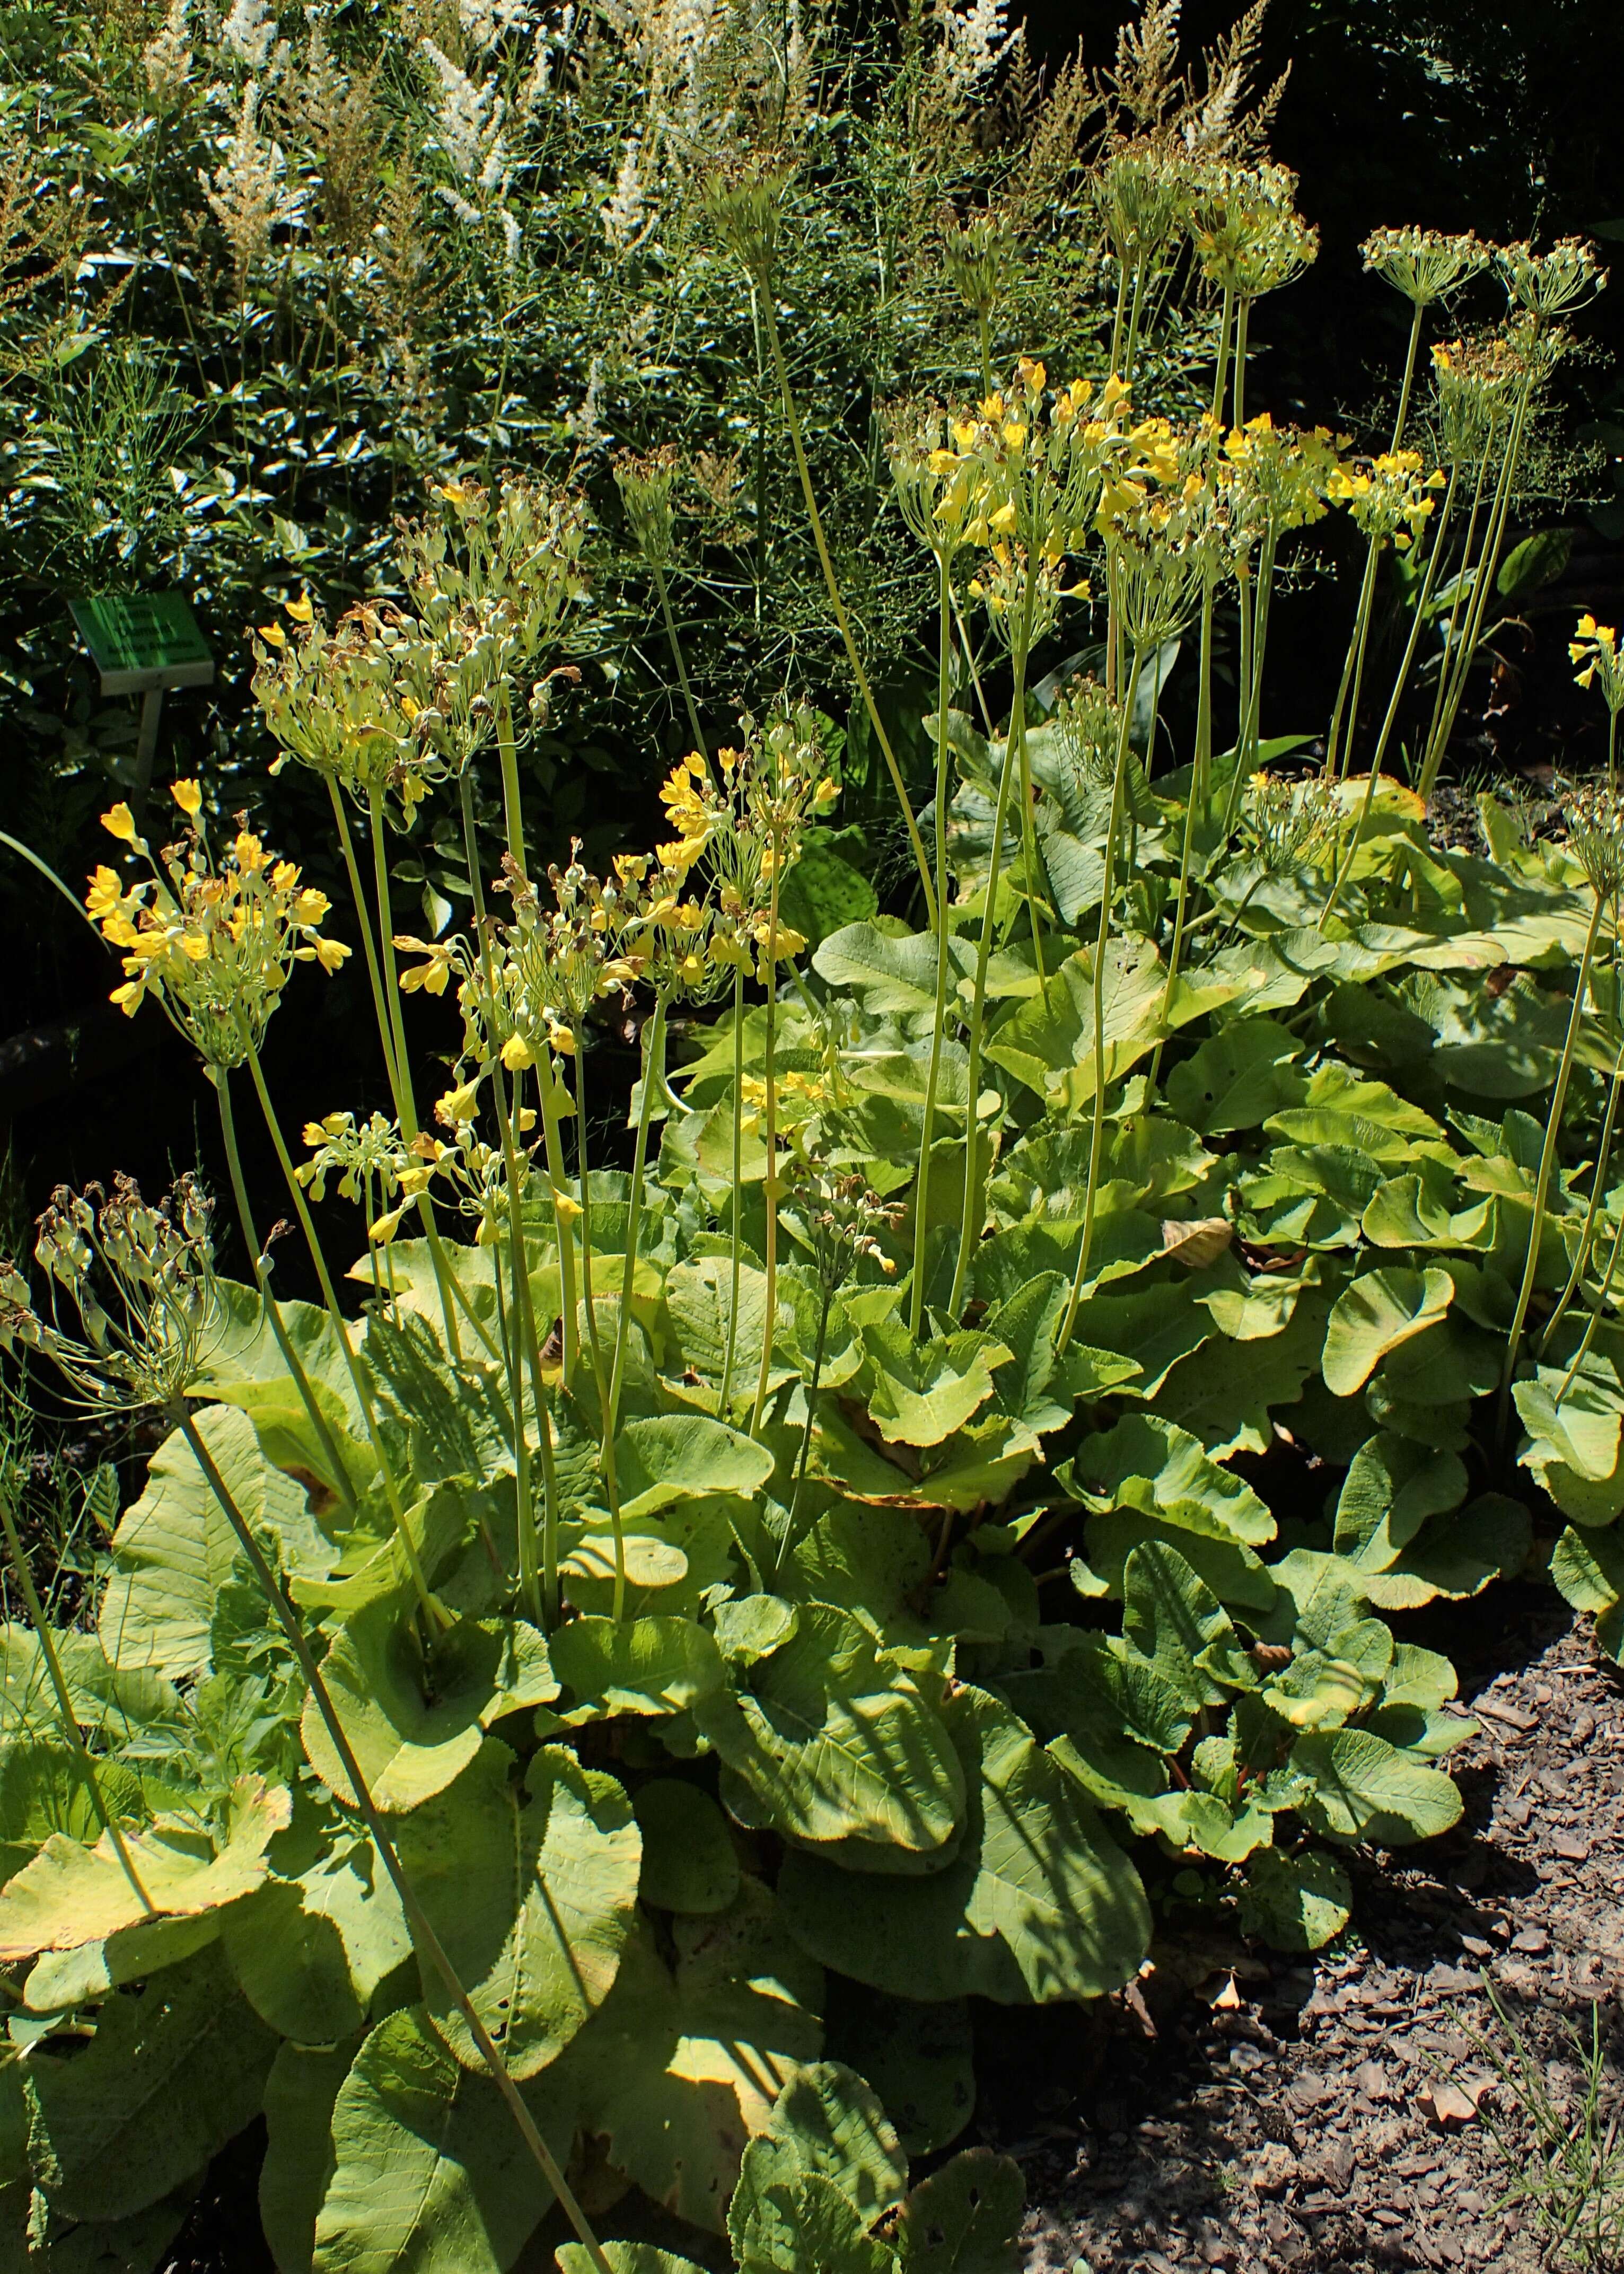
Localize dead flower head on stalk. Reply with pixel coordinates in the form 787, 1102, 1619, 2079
1497, 236, 1607, 327
784, 1160, 905, 1295
1561, 785, 1624, 909
1362, 225, 1489, 308
1244, 770, 1341, 876
1054, 673, 1127, 795
1430, 333, 1521, 469
0, 1174, 220, 1413
86, 787, 349, 1066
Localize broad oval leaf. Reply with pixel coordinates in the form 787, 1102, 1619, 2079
311, 2005, 558, 2274
550, 1615, 726, 1723
1293, 1728, 1463, 1845
393, 1738, 639, 2079
613, 1415, 775, 1521
1321, 1267, 1454, 1397
777, 1686, 1149, 2005
695, 1603, 964, 1855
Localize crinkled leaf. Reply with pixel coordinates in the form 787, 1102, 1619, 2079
696, 1603, 962, 1856
25, 1943, 278, 2220
0, 1773, 288, 1961
550, 1615, 725, 1723
1322, 1267, 1455, 1397
1237, 1847, 1352, 1953
893, 2146, 1024, 2274
778, 1686, 1149, 2005
1293, 1728, 1463, 1845
613, 1415, 775, 1521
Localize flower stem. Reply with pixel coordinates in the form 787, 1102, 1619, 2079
1059, 642, 1146, 1354
607, 995, 668, 1478
759, 297, 936, 923
910, 551, 957, 1335
719, 968, 746, 1415
1499, 894, 1608, 1433
572, 1044, 629, 1613
749, 858, 783, 1438
948, 578, 1038, 1318
0, 1483, 154, 1910
1540, 1011, 1624, 1360
214, 1068, 357, 1520
652, 563, 707, 761
238, 1031, 439, 1626
171, 1403, 612, 2274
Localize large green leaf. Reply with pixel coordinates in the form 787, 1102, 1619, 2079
1293, 1728, 1463, 1845
1072, 1414, 1274, 1545
695, 1603, 963, 1855
98, 1404, 326, 1682
0, 1628, 181, 1750
549, 1615, 726, 1723
1332, 1434, 1468, 1573
634, 1779, 742, 1914
25, 1943, 278, 2220
1550, 1524, 1624, 1660
984, 940, 1182, 1107
1164, 1018, 1307, 1134
0, 1743, 144, 1887
1237, 1847, 1352, 1953
813, 924, 972, 1018
1121, 1542, 1257, 1708
310, 2006, 558, 2274
825, 1993, 974, 2157
392, 1738, 638, 2079
0, 1773, 287, 1961
893, 2148, 1025, 2273
613, 1416, 775, 1520
777, 1687, 1149, 2004
261, 2039, 352, 2274
729, 2060, 905, 2271
558, 2251, 708, 2274
859, 1325, 1011, 1447
556, 1882, 824, 2233
1321, 1267, 1455, 1396
224, 1815, 411, 2044
301, 1608, 555, 1814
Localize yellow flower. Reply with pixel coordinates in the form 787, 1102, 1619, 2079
435, 1079, 481, 1127
257, 622, 287, 649
101, 804, 137, 844
171, 778, 203, 818
85, 866, 126, 920
501, 1033, 534, 1070
313, 937, 352, 973
284, 594, 314, 625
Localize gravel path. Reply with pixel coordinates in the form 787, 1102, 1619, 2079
1003, 1593, 1624, 2272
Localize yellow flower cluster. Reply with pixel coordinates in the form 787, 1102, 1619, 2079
1327, 450, 1445, 550
87, 789, 349, 1065
1572, 615, 1624, 715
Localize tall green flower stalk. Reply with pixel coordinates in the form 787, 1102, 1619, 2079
909, 548, 959, 1334
1059, 639, 1146, 1354
237, 1026, 442, 1627
749, 850, 785, 1441
948, 570, 1039, 1316
1541, 1012, 1624, 1363
718, 970, 747, 1415
1499, 794, 1623, 1427
172, 1406, 613, 2274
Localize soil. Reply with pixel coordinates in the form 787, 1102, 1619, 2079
995, 1590, 1624, 2274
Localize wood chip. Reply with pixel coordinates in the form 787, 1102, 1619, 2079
1417, 2074, 1493, 2127
1548, 1828, 1591, 1860
1473, 1698, 1538, 1731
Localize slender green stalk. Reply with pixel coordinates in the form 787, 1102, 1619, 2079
1499, 895, 1608, 1429
1109, 257, 1131, 379
1556, 1194, 1624, 1411
368, 791, 418, 1136
171, 1406, 612, 2274
749, 858, 784, 1438
1390, 300, 1426, 451
333, 780, 467, 1362
718, 969, 747, 1415
488, 1065, 546, 1627
606, 996, 668, 1526
1335, 552, 1380, 784
1231, 297, 1250, 431
947, 575, 1039, 1316
0, 1485, 153, 1907
1611, 709, 1620, 795
1324, 542, 1381, 780
328, 778, 400, 1101
758, 298, 936, 923
1122, 255, 1148, 391
496, 692, 526, 874
1415, 451, 1491, 798
1320, 476, 1458, 929
238, 1032, 439, 1625
1149, 575, 1217, 1093
572, 1044, 630, 1610
1059, 642, 1147, 1353
214, 1069, 357, 1519
1541, 1014, 1624, 1359
775, 1282, 832, 1579
1421, 374, 1536, 796
910, 553, 958, 1334
1210, 284, 1235, 424
652, 563, 707, 761
1007, 581, 1047, 979
977, 308, 994, 399
533, 1045, 581, 1382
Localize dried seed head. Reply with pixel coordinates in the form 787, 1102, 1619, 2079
1361, 226, 1489, 308
1562, 785, 1624, 905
